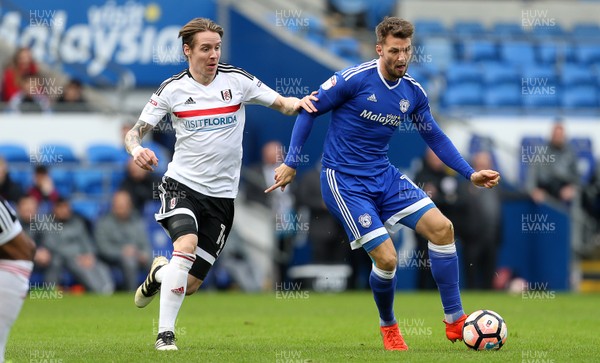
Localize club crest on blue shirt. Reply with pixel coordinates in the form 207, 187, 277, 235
358, 213, 372, 228
221, 89, 232, 102
399, 99, 410, 113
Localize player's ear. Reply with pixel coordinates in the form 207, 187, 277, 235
376, 44, 383, 56
183, 44, 191, 58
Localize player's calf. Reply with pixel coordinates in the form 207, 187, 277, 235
185, 275, 202, 295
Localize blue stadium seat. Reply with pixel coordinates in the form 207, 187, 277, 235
73, 169, 106, 196
442, 83, 483, 107
521, 91, 559, 109
38, 143, 78, 164
481, 63, 520, 86
520, 66, 560, 108
571, 23, 600, 40
530, 23, 565, 39
144, 200, 172, 255
569, 137, 595, 185
453, 21, 486, 37
575, 43, 600, 65
561, 85, 598, 108
445, 62, 481, 86
561, 64, 595, 87
328, 37, 362, 64
9, 168, 32, 190
71, 198, 104, 223
0, 144, 30, 163
500, 41, 536, 65
420, 38, 454, 70
492, 22, 526, 38
537, 42, 576, 64
521, 65, 558, 86
462, 40, 498, 62
86, 144, 128, 165
49, 168, 73, 198
414, 19, 445, 37
111, 169, 126, 193
537, 42, 557, 64
483, 84, 522, 107
304, 15, 327, 45
365, 0, 396, 30
143, 141, 170, 175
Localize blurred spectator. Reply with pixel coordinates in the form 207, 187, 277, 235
16, 196, 53, 277
295, 163, 371, 289
57, 79, 85, 103
295, 163, 348, 264
528, 122, 579, 205
95, 190, 152, 291
583, 163, 600, 221
243, 140, 295, 284
1, 47, 38, 102
42, 198, 114, 294
7, 74, 52, 113
28, 165, 60, 209
56, 79, 90, 112
0, 157, 23, 202
119, 158, 161, 213
460, 151, 503, 290
413, 148, 466, 290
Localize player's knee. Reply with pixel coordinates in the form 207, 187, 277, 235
172, 234, 198, 254
429, 219, 454, 245
167, 214, 198, 254
375, 254, 398, 271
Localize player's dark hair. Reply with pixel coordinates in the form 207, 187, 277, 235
376, 17, 414, 44
179, 18, 224, 58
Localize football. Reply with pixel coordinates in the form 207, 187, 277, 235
462, 310, 508, 350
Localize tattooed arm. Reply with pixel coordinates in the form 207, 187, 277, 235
124, 120, 159, 171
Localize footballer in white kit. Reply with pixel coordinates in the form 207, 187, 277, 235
140, 64, 278, 199
0, 196, 36, 362
124, 17, 317, 351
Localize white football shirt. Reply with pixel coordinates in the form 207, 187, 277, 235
139, 64, 279, 198
0, 197, 21, 246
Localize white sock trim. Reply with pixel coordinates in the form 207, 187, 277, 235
372, 264, 396, 280
428, 241, 456, 254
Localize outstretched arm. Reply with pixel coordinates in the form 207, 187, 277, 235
416, 113, 500, 188
124, 120, 159, 171
270, 93, 319, 115
264, 109, 318, 193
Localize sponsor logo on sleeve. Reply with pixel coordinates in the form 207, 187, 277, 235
320, 75, 337, 90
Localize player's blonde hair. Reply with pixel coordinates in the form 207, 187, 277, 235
178, 18, 224, 57
376, 17, 414, 44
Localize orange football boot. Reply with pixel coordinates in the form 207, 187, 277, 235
380, 323, 409, 351
444, 314, 467, 342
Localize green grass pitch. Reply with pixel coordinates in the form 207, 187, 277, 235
7, 291, 599, 362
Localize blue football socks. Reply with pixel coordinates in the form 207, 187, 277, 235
428, 242, 465, 323
369, 265, 397, 326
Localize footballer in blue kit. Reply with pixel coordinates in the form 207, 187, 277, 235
267, 17, 500, 351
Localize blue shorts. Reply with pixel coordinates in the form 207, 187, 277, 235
320, 166, 435, 252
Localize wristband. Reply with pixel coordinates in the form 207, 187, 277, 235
131, 145, 143, 157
